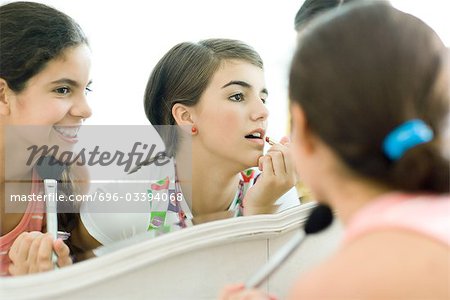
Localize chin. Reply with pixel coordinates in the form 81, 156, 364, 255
225, 149, 262, 172
242, 154, 261, 170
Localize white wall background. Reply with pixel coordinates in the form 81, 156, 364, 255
2, 0, 449, 140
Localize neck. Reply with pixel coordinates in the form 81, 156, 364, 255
0, 124, 34, 194
0, 125, 32, 235
321, 171, 391, 224
176, 140, 243, 217
0, 124, 35, 179
306, 142, 392, 225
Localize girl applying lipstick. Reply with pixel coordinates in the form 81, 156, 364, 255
81, 39, 300, 244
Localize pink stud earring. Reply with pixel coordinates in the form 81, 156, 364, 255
191, 126, 198, 135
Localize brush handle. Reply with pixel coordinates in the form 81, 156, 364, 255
245, 231, 305, 288
44, 179, 58, 268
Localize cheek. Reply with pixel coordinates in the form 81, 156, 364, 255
13, 95, 31, 115
14, 95, 55, 123
203, 107, 242, 135
290, 141, 303, 175
221, 111, 241, 130
290, 127, 305, 174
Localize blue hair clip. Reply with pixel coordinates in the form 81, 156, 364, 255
383, 119, 433, 161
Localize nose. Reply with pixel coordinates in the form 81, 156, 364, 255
70, 94, 92, 120
250, 98, 269, 122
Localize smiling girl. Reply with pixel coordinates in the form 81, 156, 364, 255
0, 1, 99, 276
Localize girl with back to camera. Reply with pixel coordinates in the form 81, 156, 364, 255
221, 1, 449, 299
0, 1, 99, 276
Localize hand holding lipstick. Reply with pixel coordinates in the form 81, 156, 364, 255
242, 136, 297, 215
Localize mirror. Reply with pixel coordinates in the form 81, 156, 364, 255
1, 0, 304, 274
43, 0, 304, 253
1, 203, 344, 300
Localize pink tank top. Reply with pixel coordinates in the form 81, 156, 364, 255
344, 193, 450, 246
0, 170, 44, 276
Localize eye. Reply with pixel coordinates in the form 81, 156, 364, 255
54, 87, 71, 95
229, 93, 244, 102
261, 91, 268, 104
85, 86, 93, 95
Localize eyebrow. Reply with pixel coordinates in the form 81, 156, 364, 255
221, 80, 268, 96
50, 78, 93, 87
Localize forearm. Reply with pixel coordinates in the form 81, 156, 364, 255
243, 204, 279, 215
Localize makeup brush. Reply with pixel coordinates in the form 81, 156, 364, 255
35, 156, 66, 268
245, 204, 334, 288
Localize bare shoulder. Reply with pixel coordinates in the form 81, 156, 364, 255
289, 230, 449, 300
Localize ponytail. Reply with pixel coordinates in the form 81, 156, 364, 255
389, 141, 449, 193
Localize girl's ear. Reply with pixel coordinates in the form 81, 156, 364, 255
172, 103, 195, 133
0, 79, 11, 116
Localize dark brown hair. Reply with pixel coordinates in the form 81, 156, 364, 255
294, 0, 359, 31
0, 1, 88, 92
144, 38, 263, 158
289, 1, 449, 193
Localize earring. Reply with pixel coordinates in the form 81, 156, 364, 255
191, 126, 198, 135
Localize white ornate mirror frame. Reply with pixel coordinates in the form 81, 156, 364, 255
1, 203, 342, 299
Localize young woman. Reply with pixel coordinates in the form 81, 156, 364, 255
81, 39, 299, 244
221, 1, 449, 299
0, 1, 99, 276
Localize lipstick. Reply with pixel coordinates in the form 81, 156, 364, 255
265, 136, 279, 146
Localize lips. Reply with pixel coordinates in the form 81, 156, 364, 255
245, 128, 266, 147
245, 128, 265, 140
53, 125, 80, 139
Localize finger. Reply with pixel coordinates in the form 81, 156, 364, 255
8, 232, 28, 262
267, 144, 294, 177
280, 147, 295, 181
269, 294, 279, 300
279, 136, 290, 145
258, 155, 264, 171
266, 151, 285, 176
242, 289, 275, 300
218, 283, 245, 299
277, 136, 294, 175
8, 231, 41, 261
8, 262, 20, 276
225, 289, 272, 300
266, 143, 288, 160
8, 263, 15, 276
54, 239, 72, 267
260, 155, 274, 176
27, 234, 47, 274
9, 232, 35, 275
14, 233, 35, 264
36, 235, 54, 272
